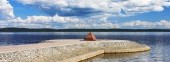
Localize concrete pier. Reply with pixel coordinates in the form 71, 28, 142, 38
0, 39, 150, 62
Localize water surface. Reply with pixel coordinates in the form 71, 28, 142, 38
0, 32, 170, 62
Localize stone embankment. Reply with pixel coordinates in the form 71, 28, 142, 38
0, 39, 150, 62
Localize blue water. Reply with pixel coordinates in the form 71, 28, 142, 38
0, 33, 85, 45
0, 32, 170, 62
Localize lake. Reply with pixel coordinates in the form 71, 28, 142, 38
0, 32, 170, 62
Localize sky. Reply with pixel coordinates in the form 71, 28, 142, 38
0, 0, 170, 29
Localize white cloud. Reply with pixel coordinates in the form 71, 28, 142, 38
1, 0, 170, 29
16, 0, 170, 17
163, 2, 170, 6
123, 20, 170, 28
123, 20, 157, 28
1, 16, 170, 29
4, 15, 81, 28
0, 0, 14, 19
0, 15, 118, 29
128, 0, 151, 6
16, 0, 120, 12
10, 16, 80, 23
158, 20, 170, 28
64, 18, 119, 29
122, 0, 169, 16
63, 14, 119, 29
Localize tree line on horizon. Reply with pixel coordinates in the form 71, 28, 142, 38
0, 28, 170, 32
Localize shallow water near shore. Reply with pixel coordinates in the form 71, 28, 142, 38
0, 32, 170, 62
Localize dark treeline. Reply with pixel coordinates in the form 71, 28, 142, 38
1, 28, 170, 32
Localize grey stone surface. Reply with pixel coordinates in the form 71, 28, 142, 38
0, 40, 150, 62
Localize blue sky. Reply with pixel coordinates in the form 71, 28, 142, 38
0, 0, 170, 29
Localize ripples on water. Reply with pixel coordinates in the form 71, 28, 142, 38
81, 33, 170, 62
0, 32, 170, 62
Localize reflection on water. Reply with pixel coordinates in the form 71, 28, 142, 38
81, 34, 170, 62
81, 52, 150, 62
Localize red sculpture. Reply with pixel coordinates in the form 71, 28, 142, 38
84, 32, 96, 41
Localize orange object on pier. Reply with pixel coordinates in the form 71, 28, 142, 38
84, 32, 96, 41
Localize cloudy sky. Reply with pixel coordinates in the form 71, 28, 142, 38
0, 0, 170, 29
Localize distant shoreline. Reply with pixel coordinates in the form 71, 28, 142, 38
1, 28, 170, 32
